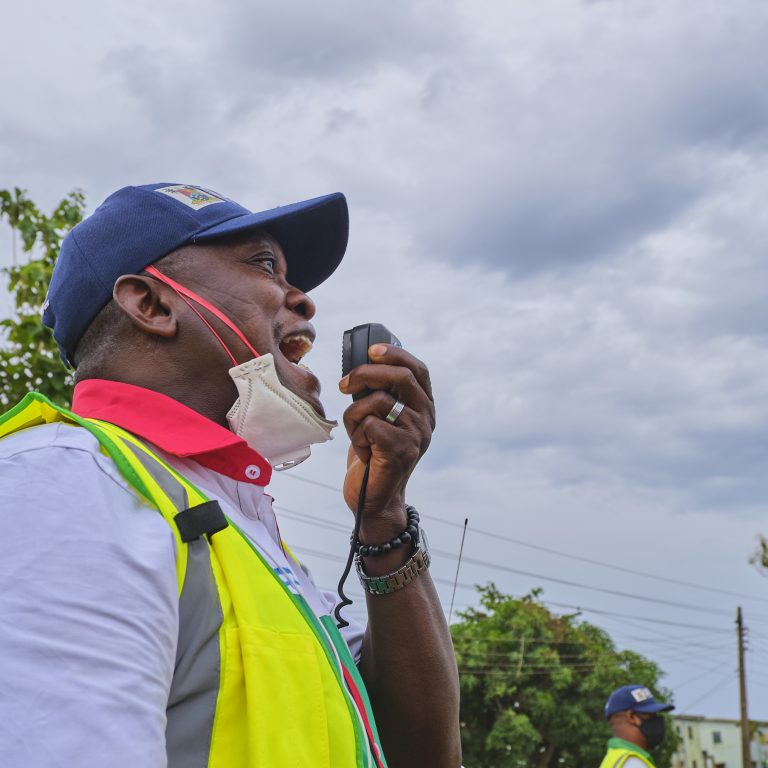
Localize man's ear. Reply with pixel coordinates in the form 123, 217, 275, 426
113, 274, 178, 338
609, 712, 627, 727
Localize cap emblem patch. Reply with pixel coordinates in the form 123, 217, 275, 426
631, 687, 652, 702
155, 185, 227, 209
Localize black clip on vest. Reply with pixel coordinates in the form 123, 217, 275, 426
174, 501, 229, 543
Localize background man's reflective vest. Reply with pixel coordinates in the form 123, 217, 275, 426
0, 392, 387, 768
599, 738, 655, 768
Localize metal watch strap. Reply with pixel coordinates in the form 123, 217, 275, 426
355, 535, 431, 595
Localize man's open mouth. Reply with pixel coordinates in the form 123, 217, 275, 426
279, 332, 314, 367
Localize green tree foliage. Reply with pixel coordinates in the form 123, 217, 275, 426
0, 188, 85, 408
751, 538, 768, 573
453, 585, 679, 768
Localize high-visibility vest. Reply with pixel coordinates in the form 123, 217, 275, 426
599, 746, 655, 768
0, 392, 387, 768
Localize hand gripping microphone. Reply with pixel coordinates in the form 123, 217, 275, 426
335, 323, 401, 627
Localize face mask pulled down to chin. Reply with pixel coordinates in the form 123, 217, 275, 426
227, 353, 337, 471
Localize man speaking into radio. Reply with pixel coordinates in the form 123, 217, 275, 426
0, 183, 462, 767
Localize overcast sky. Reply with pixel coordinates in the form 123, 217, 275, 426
3, 0, 768, 721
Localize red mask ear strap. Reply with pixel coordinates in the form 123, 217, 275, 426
164, 284, 239, 366
145, 265, 260, 360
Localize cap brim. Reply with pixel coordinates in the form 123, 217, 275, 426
635, 702, 675, 714
193, 192, 348, 292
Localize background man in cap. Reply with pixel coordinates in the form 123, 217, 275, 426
600, 684, 675, 767
0, 184, 461, 767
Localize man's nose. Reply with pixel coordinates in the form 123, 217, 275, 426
285, 286, 316, 319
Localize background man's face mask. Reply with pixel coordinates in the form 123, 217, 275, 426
145, 266, 336, 470
639, 714, 665, 750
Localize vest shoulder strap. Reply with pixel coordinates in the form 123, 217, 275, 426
602, 748, 654, 768
0, 392, 218, 593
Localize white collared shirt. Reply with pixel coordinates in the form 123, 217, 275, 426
0, 422, 365, 767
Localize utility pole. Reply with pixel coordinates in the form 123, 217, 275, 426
737, 606, 751, 768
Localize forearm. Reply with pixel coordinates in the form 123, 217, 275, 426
339, 343, 459, 765
356, 513, 462, 767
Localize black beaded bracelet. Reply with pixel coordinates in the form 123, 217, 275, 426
355, 505, 420, 557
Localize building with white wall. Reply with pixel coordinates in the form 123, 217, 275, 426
671, 715, 768, 768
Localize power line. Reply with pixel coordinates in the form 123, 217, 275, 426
431, 548, 764, 619
281, 507, 766, 622
594, 613, 735, 648
452, 631, 733, 653
456, 666, 645, 679
297, 543, 737, 634
681, 671, 737, 712
538, 599, 732, 633
455, 647, 729, 667
280, 472, 768, 604
674, 666, 731, 691
276, 506, 349, 533
606, 631, 734, 652
454, 634, 731, 650
458, 645, 732, 672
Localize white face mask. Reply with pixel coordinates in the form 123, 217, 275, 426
226, 353, 337, 471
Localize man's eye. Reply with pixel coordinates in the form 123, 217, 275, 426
253, 256, 276, 272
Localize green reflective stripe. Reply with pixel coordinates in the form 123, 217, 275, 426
600, 746, 655, 768
607, 738, 653, 763
226, 518, 378, 768
0, 391, 46, 426
0, 393, 153, 503
84, 417, 190, 510
320, 614, 385, 758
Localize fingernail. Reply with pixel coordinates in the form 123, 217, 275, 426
339, 375, 350, 391
369, 344, 387, 357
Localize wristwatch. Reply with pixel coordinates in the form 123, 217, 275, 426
355, 529, 431, 595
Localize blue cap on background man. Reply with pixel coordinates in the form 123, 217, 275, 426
605, 685, 674, 719
42, 183, 348, 366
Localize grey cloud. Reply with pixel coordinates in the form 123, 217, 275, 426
417, 159, 700, 276
325, 108, 362, 135
399, 153, 768, 521
44, 0, 768, 284
397, 2, 768, 274
216, 0, 464, 81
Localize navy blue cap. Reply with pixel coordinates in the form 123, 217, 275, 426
42, 183, 348, 366
605, 685, 674, 719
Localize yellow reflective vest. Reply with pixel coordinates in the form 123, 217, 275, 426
0, 393, 387, 768
599, 738, 655, 768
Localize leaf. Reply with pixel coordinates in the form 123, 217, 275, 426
0, 187, 84, 408
452, 584, 680, 767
